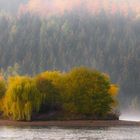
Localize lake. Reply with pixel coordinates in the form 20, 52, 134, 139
0, 126, 139, 140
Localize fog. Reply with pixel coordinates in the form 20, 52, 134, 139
120, 111, 140, 122
0, 0, 140, 16
20, 0, 140, 16
120, 98, 140, 121
0, 0, 27, 13
0, 0, 140, 122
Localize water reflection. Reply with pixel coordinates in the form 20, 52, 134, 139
0, 126, 139, 140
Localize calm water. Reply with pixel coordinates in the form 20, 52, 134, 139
0, 126, 139, 140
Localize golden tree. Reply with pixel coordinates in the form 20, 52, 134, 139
3, 76, 42, 121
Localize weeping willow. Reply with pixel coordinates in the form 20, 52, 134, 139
3, 76, 42, 121
0, 79, 6, 112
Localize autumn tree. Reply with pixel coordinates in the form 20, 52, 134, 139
3, 76, 42, 121
0, 77, 6, 112
62, 67, 115, 117
0, 78, 6, 99
1, 67, 119, 121
35, 75, 60, 112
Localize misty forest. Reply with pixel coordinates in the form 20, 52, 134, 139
0, 0, 140, 119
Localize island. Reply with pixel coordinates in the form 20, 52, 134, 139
0, 67, 119, 123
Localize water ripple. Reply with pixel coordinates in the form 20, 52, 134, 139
0, 126, 139, 140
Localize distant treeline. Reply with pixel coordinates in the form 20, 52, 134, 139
0, 10, 139, 105
0, 67, 118, 121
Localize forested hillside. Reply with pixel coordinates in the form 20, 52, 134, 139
0, 3, 140, 106
0, 0, 27, 14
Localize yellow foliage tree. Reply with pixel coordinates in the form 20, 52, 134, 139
109, 84, 119, 97
35, 75, 60, 112
1, 67, 119, 121
62, 67, 117, 117
3, 76, 42, 121
108, 84, 119, 107
0, 78, 6, 112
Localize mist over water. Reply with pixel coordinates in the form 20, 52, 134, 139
119, 97, 140, 122
120, 110, 140, 122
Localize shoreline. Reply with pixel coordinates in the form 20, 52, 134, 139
0, 120, 140, 127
